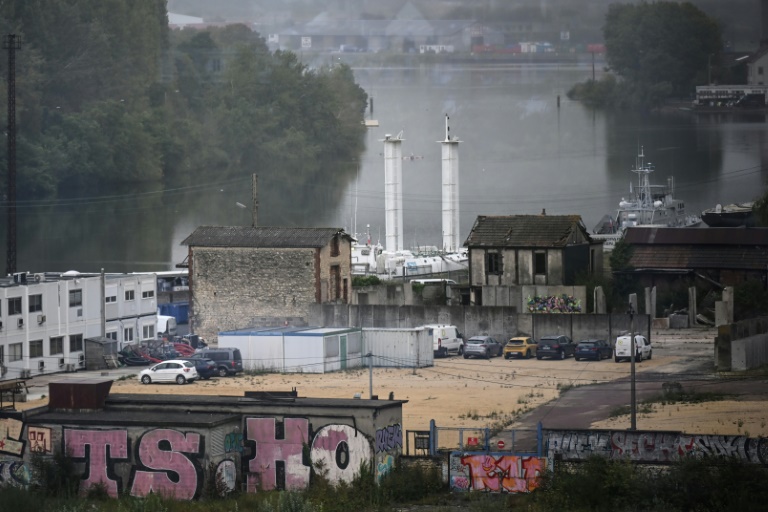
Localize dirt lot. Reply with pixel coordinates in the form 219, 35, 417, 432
16, 328, 768, 438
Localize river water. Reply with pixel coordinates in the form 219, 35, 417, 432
11, 62, 768, 273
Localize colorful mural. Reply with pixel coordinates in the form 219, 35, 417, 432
449, 452, 545, 493
527, 294, 582, 313
547, 430, 768, 466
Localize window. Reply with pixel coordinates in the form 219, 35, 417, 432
142, 324, 155, 339
50, 337, 64, 355
69, 289, 82, 307
29, 294, 43, 312
124, 327, 134, 342
105, 295, 117, 304
0, 345, 3, 364
30, 340, 43, 358
105, 331, 118, 341
9, 343, 22, 362
486, 252, 502, 274
142, 290, 154, 299
9, 297, 22, 315
125, 290, 135, 301
534, 252, 547, 275
70, 334, 83, 352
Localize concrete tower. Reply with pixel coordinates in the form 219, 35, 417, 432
382, 132, 404, 252
439, 115, 461, 252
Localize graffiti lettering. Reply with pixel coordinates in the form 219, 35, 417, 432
547, 430, 768, 466
130, 429, 202, 499
375, 424, 402, 453
310, 424, 372, 484
65, 429, 128, 497
0, 459, 31, 486
28, 426, 52, 454
224, 432, 243, 453
245, 417, 309, 492
451, 453, 544, 493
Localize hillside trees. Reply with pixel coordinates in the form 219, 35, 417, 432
0, 0, 367, 199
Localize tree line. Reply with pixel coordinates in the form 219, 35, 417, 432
0, 0, 368, 200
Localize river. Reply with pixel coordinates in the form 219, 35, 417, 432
11, 62, 768, 273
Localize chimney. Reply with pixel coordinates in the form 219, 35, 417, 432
541, 208, 547, 215
439, 114, 461, 252
382, 132, 404, 252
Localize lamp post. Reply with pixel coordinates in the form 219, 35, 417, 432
628, 303, 637, 430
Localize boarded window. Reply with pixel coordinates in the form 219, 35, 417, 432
534, 252, 547, 275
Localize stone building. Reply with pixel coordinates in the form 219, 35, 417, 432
181, 226, 354, 341
463, 214, 602, 307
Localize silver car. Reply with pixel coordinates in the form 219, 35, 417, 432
462, 336, 503, 359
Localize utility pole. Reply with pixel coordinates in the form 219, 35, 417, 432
628, 302, 637, 430
251, 174, 258, 227
4, 34, 21, 276
367, 352, 373, 398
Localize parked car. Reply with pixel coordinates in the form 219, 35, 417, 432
139, 360, 198, 385
504, 337, 538, 359
180, 356, 217, 380
615, 334, 652, 362
536, 335, 576, 360
199, 347, 244, 377
463, 336, 503, 359
574, 339, 613, 361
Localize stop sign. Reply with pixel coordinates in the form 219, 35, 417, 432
497, 440, 505, 450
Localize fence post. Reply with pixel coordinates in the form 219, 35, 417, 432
429, 419, 436, 457
537, 421, 543, 457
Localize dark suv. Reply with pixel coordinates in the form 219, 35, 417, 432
180, 356, 217, 380
536, 335, 576, 360
200, 348, 244, 377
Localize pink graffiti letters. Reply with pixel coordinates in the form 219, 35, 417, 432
455, 454, 544, 493
130, 429, 203, 499
246, 417, 309, 492
375, 424, 402, 453
64, 428, 128, 497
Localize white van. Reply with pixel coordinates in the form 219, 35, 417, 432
614, 334, 652, 363
157, 315, 177, 338
425, 324, 463, 358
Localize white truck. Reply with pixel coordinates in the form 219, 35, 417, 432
157, 314, 177, 339
426, 324, 463, 358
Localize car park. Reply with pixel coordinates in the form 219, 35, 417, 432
180, 356, 217, 380
504, 337, 538, 359
199, 347, 244, 377
463, 336, 503, 359
536, 335, 576, 360
138, 360, 198, 385
574, 339, 613, 361
615, 334, 652, 362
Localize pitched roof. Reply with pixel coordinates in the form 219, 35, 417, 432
624, 227, 768, 270
181, 226, 351, 248
464, 215, 592, 248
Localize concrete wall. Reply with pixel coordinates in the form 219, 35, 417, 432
311, 304, 650, 345
715, 316, 768, 371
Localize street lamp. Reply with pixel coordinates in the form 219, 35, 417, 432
627, 302, 637, 430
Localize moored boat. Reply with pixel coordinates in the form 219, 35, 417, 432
701, 202, 755, 227
591, 147, 700, 250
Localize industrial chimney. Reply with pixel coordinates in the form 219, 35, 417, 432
439, 115, 461, 252
382, 132, 404, 252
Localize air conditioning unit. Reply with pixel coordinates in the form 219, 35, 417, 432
65, 363, 76, 373
38, 361, 45, 371
20, 369, 31, 378
78, 354, 86, 367
77, 308, 83, 317
59, 358, 65, 368
17, 318, 24, 328
38, 314, 46, 324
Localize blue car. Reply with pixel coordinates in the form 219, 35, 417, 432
180, 357, 217, 380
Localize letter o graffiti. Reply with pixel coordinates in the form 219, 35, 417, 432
310, 424, 372, 484
335, 441, 349, 470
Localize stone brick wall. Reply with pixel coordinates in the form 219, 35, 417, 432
191, 247, 320, 341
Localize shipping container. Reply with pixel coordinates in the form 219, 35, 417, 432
218, 326, 314, 372
283, 328, 364, 373
362, 327, 433, 368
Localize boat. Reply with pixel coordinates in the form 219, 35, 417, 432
591, 147, 701, 249
701, 202, 755, 227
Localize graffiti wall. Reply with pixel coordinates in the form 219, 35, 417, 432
0, 415, 403, 500
547, 430, 768, 466
449, 452, 545, 493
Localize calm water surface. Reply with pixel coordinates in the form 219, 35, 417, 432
13, 63, 768, 273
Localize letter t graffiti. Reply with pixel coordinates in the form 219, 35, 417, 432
65, 428, 128, 497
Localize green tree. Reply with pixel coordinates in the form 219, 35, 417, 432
604, 2, 722, 104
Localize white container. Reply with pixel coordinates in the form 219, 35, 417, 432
362, 327, 433, 368
283, 328, 363, 373
218, 326, 312, 372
